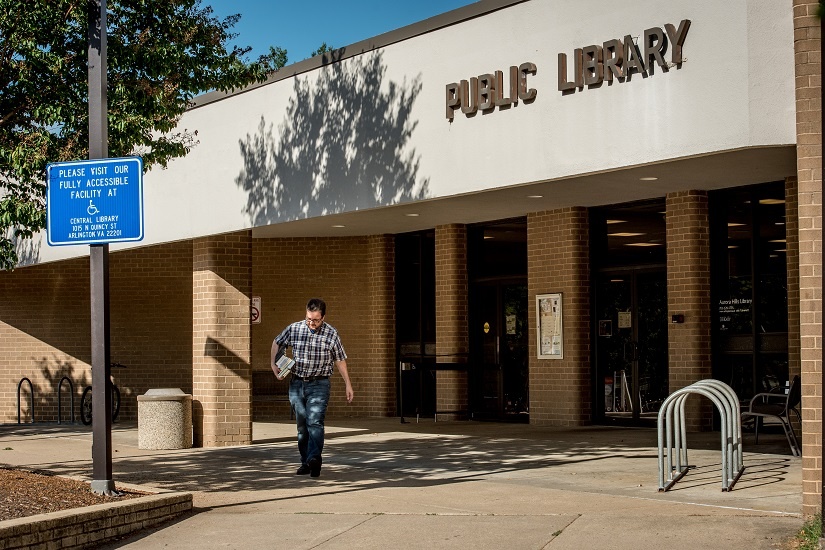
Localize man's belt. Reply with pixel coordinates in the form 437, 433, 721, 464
292, 374, 330, 381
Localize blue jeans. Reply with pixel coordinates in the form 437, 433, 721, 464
288, 377, 331, 466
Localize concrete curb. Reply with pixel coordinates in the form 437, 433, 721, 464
0, 484, 192, 550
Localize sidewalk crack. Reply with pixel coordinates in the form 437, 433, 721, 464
541, 514, 581, 548
307, 513, 381, 549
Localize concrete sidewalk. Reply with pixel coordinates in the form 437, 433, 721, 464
0, 418, 804, 549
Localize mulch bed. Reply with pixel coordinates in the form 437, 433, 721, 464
0, 467, 147, 521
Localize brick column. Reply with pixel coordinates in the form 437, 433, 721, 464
192, 231, 252, 447
793, 0, 823, 517
435, 224, 469, 419
527, 208, 590, 426
666, 191, 711, 431
366, 235, 396, 416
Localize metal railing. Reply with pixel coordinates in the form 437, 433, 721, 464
657, 379, 744, 492
17, 377, 34, 424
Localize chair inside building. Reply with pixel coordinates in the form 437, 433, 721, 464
741, 375, 801, 456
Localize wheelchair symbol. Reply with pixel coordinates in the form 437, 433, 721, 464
87, 201, 99, 216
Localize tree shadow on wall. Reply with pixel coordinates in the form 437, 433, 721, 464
236, 51, 430, 224
11, 233, 41, 268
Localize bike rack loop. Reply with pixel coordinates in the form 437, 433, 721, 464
57, 376, 75, 424
657, 379, 744, 492
694, 380, 743, 472
659, 386, 727, 491
17, 377, 34, 424
657, 379, 743, 492
669, 380, 742, 479
661, 381, 742, 492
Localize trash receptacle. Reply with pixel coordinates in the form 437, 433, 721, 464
137, 388, 193, 450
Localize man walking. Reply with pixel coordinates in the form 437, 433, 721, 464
271, 298, 354, 478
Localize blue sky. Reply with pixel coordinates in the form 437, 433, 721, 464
210, 0, 478, 65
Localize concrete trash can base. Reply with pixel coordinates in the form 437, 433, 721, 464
138, 388, 193, 450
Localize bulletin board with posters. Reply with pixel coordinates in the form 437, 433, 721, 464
536, 293, 563, 359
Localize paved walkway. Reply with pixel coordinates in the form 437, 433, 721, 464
0, 418, 804, 549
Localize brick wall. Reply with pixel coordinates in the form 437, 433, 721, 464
250, 235, 396, 420
0, 257, 90, 424
434, 224, 469, 420
666, 191, 712, 431
0, 242, 193, 424
109, 242, 194, 419
0, 491, 192, 549
0, 231, 397, 430
793, 0, 823, 517
527, 208, 590, 426
193, 232, 252, 447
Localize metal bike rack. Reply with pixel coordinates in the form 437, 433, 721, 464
57, 376, 75, 424
657, 379, 744, 492
17, 377, 34, 424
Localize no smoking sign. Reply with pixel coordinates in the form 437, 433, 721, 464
251, 296, 262, 324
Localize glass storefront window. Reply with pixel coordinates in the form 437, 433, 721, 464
710, 182, 788, 400
395, 231, 436, 417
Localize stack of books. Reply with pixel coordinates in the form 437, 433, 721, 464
275, 354, 295, 380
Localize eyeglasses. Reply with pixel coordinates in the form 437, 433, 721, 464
305, 317, 323, 326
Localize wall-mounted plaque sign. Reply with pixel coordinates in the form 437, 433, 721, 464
536, 293, 563, 359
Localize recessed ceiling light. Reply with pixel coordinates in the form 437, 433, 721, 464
639, 176, 658, 181
625, 242, 661, 247
331, 224, 345, 228
759, 198, 785, 205
405, 213, 419, 217
527, 195, 543, 199
606, 219, 626, 225
769, 239, 787, 243
728, 245, 739, 249
727, 222, 745, 227
609, 232, 645, 237
483, 235, 494, 240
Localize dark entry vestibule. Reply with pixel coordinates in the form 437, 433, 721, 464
591, 201, 668, 426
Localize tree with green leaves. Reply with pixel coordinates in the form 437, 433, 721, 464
0, 0, 287, 270
310, 42, 336, 58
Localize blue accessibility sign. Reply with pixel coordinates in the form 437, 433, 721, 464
46, 157, 144, 246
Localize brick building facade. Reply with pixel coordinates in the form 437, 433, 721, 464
1, 0, 822, 517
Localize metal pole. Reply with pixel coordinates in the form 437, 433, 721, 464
88, 0, 115, 495
399, 362, 406, 423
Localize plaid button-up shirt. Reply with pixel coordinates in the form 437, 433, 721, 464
275, 320, 346, 377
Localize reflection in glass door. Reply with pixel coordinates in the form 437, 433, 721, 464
709, 183, 789, 401
595, 270, 668, 424
471, 283, 529, 421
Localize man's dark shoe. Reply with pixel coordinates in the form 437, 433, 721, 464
308, 457, 321, 478
296, 464, 311, 475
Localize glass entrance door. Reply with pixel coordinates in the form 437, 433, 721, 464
470, 283, 529, 421
595, 270, 668, 425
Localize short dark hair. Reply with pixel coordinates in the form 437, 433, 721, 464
306, 298, 326, 317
